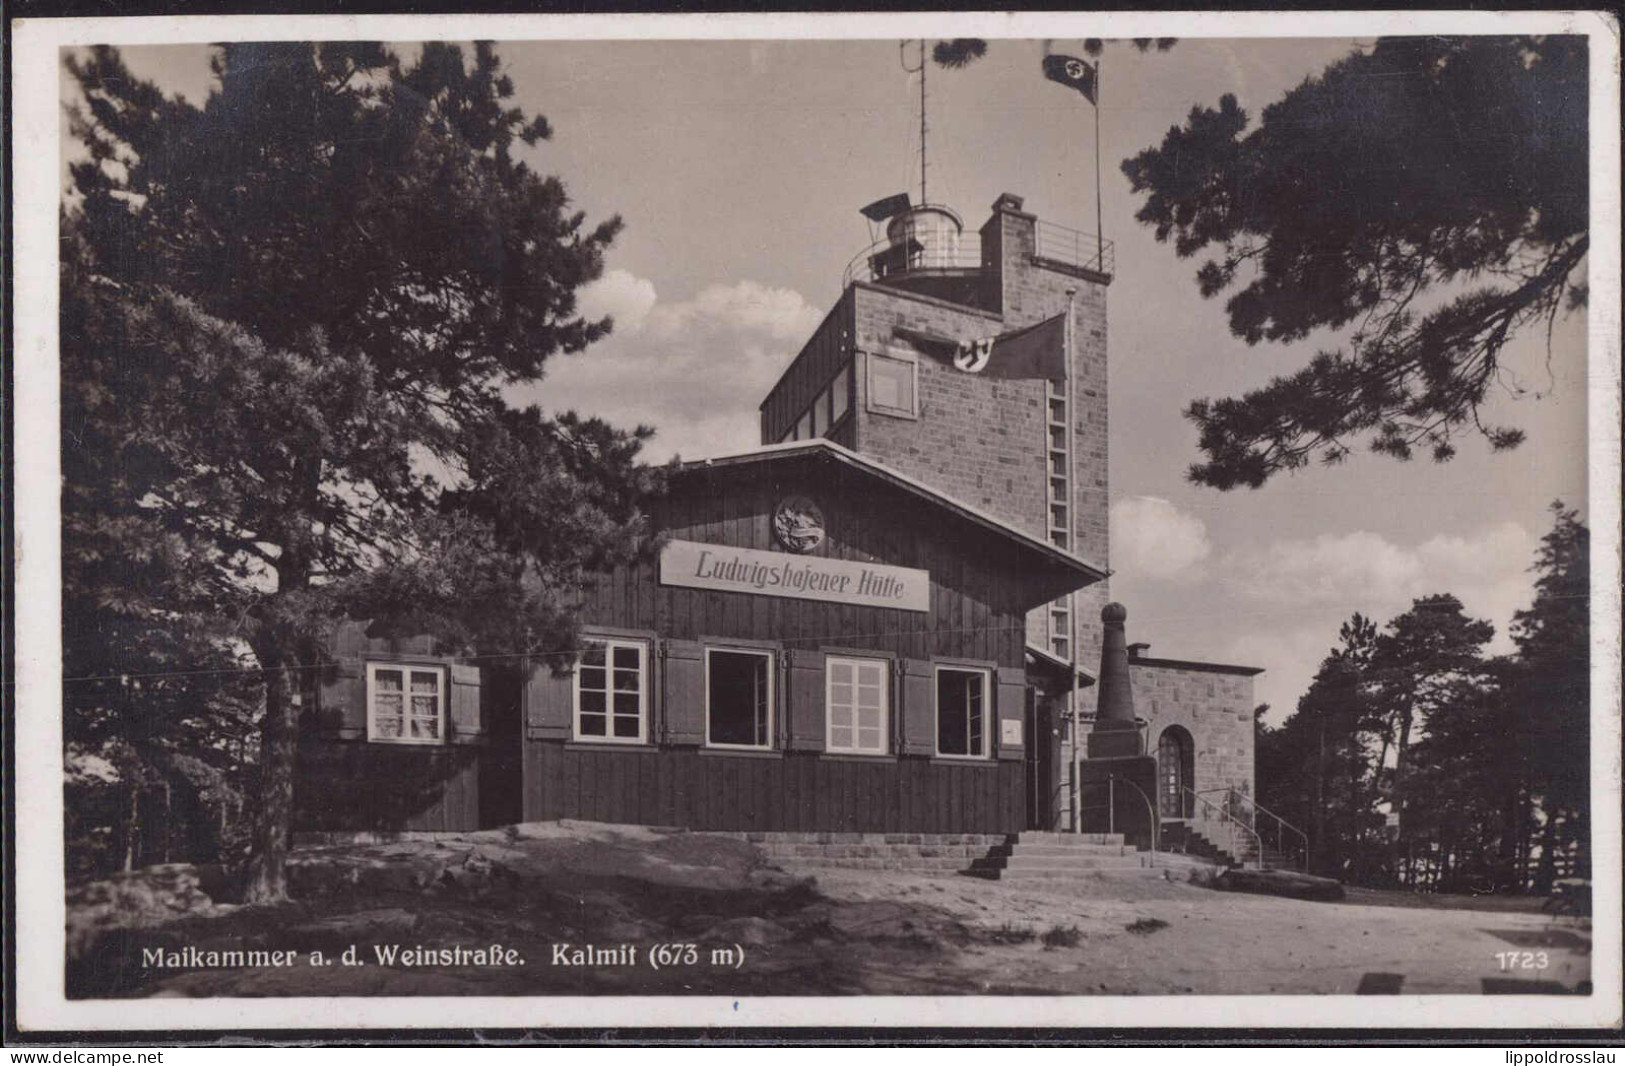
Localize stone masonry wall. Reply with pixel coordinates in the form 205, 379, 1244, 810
851, 284, 1048, 541
985, 203, 1111, 677
844, 198, 1111, 757
1128, 663, 1257, 801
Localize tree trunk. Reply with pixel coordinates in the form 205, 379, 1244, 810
122, 784, 140, 873
243, 652, 298, 904
1533, 809, 1562, 894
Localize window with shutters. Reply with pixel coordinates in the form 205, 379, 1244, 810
706, 647, 775, 749
935, 666, 989, 758
826, 656, 889, 755
574, 638, 648, 744
366, 663, 446, 745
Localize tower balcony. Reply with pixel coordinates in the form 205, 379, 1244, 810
843, 204, 983, 297
843, 201, 1113, 310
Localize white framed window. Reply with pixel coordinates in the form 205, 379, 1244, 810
866, 351, 917, 418
366, 663, 446, 745
574, 637, 648, 743
831, 364, 851, 424
812, 388, 831, 437
935, 665, 990, 758
797, 411, 813, 440
827, 656, 889, 755
706, 647, 775, 749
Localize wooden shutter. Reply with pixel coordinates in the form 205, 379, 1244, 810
786, 649, 825, 752
899, 658, 936, 756
662, 640, 706, 746
525, 659, 574, 740
449, 663, 484, 745
995, 665, 1027, 761
318, 659, 367, 739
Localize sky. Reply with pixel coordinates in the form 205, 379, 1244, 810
72, 34, 1593, 723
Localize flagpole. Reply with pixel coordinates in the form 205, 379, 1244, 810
1093, 57, 1104, 270
1065, 288, 1080, 834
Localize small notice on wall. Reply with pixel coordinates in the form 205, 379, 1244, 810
659, 539, 930, 613
1001, 718, 1023, 747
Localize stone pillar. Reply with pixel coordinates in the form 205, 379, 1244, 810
1087, 602, 1142, 758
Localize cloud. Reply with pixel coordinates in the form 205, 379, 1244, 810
576, 268, 658, 335
1110, 496, 1212, 580
516, 276, 824, 462
646, 280, 823, 343
1215, 521, 1540, 722
1225, 522, 1536, 645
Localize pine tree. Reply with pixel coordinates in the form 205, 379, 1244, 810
63, 42, 661, 902
1509, 503, 1590, 890
1122, 37, 1588, 488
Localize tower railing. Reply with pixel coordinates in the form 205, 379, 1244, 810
843, 217, 1115, 288
842, 231, 983, 288
1032, 220, 1114, 277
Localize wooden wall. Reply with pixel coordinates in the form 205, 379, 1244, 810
583, 454, 1067, 665
294, 740, 484, 833
522, 744, 1024, 834
519, 452, 1074, 836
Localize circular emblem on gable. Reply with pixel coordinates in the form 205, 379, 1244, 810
773, 495, 826, 554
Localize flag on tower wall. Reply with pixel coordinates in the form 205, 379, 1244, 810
1042, 54, 1098, 104
894, 313, 1068, 382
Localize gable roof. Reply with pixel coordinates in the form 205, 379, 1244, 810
675, 439, 1108, 587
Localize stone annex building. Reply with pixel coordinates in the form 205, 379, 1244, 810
295, 194, 1263, 855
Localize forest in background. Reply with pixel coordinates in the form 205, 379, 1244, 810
1256, 504, 1590, 894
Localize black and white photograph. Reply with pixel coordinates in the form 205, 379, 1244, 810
9, 10, 1621, 1035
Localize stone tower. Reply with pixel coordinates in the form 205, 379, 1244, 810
759, 193, 1113, 715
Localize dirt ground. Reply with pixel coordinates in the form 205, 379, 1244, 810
68, 822, 1592, 998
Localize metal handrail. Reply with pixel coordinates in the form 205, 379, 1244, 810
1109, 774, 1158, 863
1183, 786, 1264, 869
1198, 787, 1309, 871
1032, 220, 1115, 277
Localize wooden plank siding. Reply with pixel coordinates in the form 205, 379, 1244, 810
519, 449, 1080, 836
294, 740, 484, 833
522, 746, 1023, 835
583, 455, 1066, 662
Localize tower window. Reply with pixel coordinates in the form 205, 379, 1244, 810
867, 352, 917, 419
831, 365, 851, 424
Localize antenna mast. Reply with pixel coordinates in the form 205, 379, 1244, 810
901, 39, 927, 205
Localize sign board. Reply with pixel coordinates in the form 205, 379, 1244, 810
659, 539, 930, 613
1000, 718, 1023, 747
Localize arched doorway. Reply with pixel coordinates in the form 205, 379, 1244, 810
1157, 726, 1194, 819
